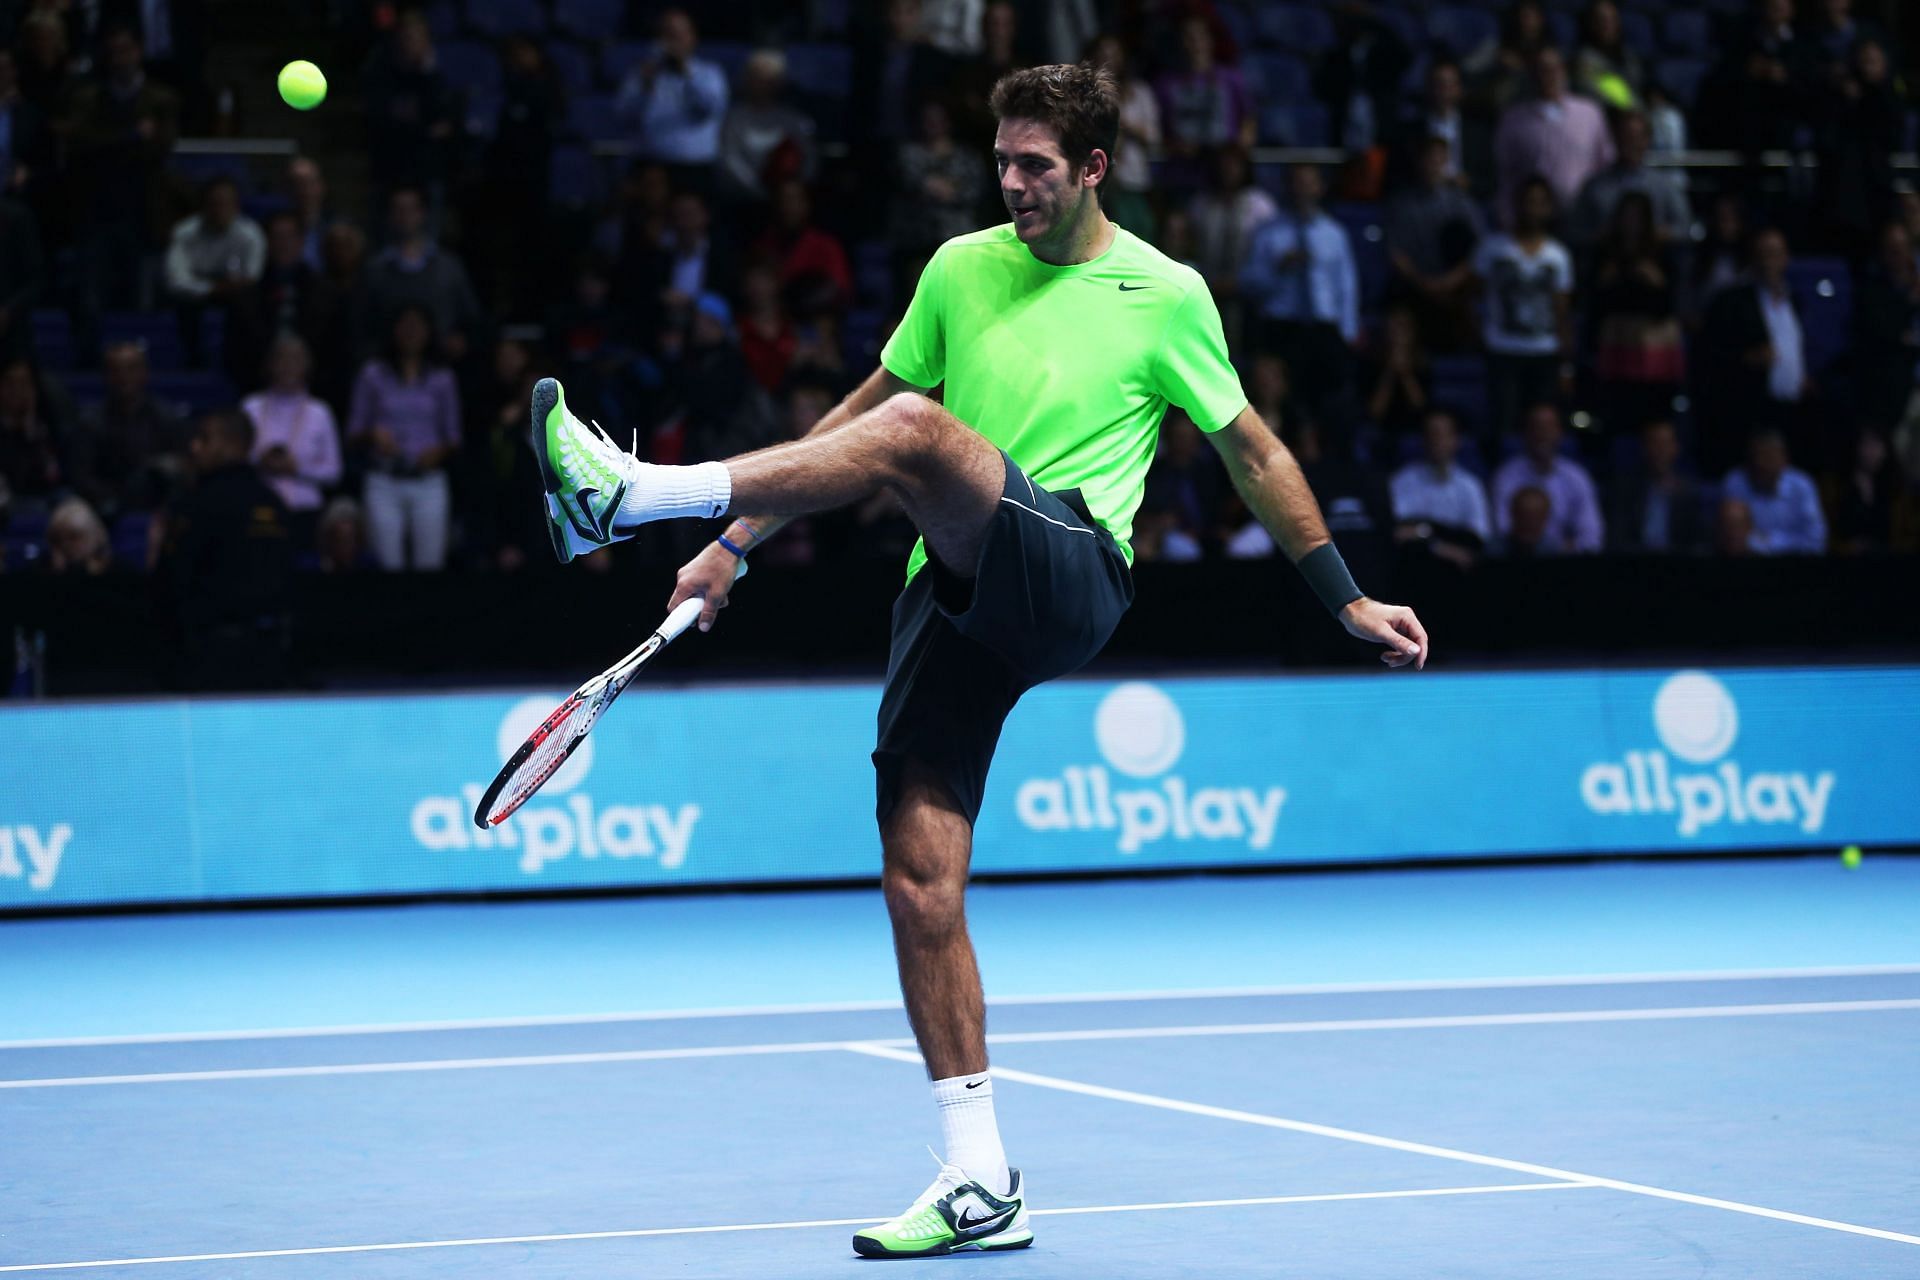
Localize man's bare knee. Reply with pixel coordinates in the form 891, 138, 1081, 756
880, 774, 971, 940
874, 392, 953, 482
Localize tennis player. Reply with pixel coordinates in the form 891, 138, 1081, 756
530, 63, 1429, 1258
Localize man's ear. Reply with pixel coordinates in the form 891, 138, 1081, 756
1082, 148, 1109, 190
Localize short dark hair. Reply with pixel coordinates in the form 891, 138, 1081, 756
988, 63, 1120, 181
200, 410, 255, 455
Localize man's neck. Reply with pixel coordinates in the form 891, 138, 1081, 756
1029, 202, 1114, 267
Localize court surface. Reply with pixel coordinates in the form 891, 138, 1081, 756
2, 857, 1916, 1277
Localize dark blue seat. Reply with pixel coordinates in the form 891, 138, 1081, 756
783, 43, 853, 98
1655, 56, 1710, 107
1430, 353, 1491, 436
1372, 7, 1422, 53
1260, 100, 1331, 147
1788, 258, 1852, 376
437, 40, 503, 96
100, 312, 183, 370
149, 371, 235, 416
1330, 202, 1389, 309
463, 0, 544, 38
600, 40, 650, 87
1619, 10, 1657, 55
545, 41, 593, 91
1249, 52, 1311, 103
1427, 7, 1499, 59
1661, 10, 1712, 55
1545, 12, 1576, 51
1255, 5, 1337, 54
551, 0, 623, 40
549, 145, 603, 206
565, 92, 621, 142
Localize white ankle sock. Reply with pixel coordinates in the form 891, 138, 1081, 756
932, 1072, 1009, 1196
615, 460, 731, 524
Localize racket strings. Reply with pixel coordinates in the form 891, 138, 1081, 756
495, 698, 598, 818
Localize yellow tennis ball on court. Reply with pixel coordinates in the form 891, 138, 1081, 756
278, 60, 327, 111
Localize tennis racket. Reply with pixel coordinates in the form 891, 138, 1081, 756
472, 565, 743, 829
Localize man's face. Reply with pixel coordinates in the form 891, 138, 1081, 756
1422, 414, 1460, 466
205, 184, 238, 230
268, 218, 303, 266
1180, 18, 1211, 68
1533, 49, 1567, 99
1717, 497, 1754, 553
659, 11, 696, 61
389, 192, 426, 241
0, 363, 32, 419
104, 345, 147, 399
1588, 1, 1619, 45
1763, 0, 1793, 28
1754, 231, 1789, 285
106, 31, 142, 78
774, 181, 808, 228
1616, 113, 1650, 165
1428, 63, 1462, 112
1524, 407, 1562, 463
1288, 165, 1324, 211
1511, 489, 1551, 545
1519, 182, 1555, 230
0, 52, 17, 98
983, 1, 1016, 48
995, 117, 1095, 250
1825, 0, 1850, 22
396, 17, 430, 65
1749, 437, 1788, 489
671, 192, 708, 239
288, 159, 324, 209
1420, 140, 1449, 187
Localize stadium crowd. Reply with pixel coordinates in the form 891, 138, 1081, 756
1, 0, 1917, 616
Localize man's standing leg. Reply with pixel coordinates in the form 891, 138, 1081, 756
881, 765, 1008, 1196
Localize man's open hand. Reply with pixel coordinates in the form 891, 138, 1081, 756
1339, 597, 1429, 670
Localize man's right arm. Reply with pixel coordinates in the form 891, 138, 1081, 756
667, 365, 927, 629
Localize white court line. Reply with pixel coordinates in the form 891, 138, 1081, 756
846, 1044, 1920, 1249
4, 998, 1917, 1090
0, 1182, 1592, 1272
7, 963, 1918, 1050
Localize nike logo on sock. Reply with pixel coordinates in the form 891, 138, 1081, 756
965, 1079, 986, 1089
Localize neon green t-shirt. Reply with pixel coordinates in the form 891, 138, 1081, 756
880, 223, 1248, 576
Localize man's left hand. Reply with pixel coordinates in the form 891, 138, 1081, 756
1339, 597, 1429, 669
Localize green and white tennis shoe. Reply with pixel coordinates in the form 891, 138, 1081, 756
851, 1163, 1032, 1259
530, 376, 634, 563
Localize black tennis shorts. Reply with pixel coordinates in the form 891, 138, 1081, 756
873, 452, 1134, 828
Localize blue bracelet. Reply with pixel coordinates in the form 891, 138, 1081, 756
716, 533, 749, 558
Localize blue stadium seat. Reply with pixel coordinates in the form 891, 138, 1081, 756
149, 371, 234, 416
1426, 7, 1500, 59
110, 513, 152, 568
1655, 56, 1710, 107
1661, 11, 1712, 55
1330, 202, 1388, 309
1255, 5, 1337, 55
1430, 354, 1491, 436
545, 41, 593, 91
782, 43, 852, 98
464, 0, 544, 38
600, 40, 650, 87
1545, 12, 1576, 51
31, 310, 71, 369
100, 312, 183, 370
171, 153, 250, 191
1259, 100, 1331, 147
1372, 7, 1422, 55
1215, 3, 1254, 60
565, 92, 622, 142
1619, 10, 1657, 55
549, 145, 604, 206
437, 40, 503, 96
1248, 52, 1310, 103
1789, 258, 1852, 376
551, 0, 623, 41
852, 241, 892, 305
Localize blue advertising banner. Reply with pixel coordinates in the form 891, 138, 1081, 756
2, 667, 1915, 909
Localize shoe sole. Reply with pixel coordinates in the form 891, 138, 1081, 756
850, 1228, 1034, 1259
528, 377, 573, 564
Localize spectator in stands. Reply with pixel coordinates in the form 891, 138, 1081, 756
1156, 15, 1255, 165
736, 261, 797, 395
67, 340, 186, 517
1084, 34, 1160, 239
1853, 220, 1920, 430
0, 357, 60, 510
1572, 0, 1646, 108
1500, 484, 1555, 556
228, 211, 321, 390
1805, 0, 1886, 73
1811, 37, 1902, 250
474, 36, 562, 317
1824, 426, 1903, 553
890, 99, 988, 287
44, 495, 110, 574
1589, 192, 1685, 432
1282, 414, 1394, 580
1689, 193, 1750, 320
1569, 112, 1691, 250
1608, 418, 1705, 552
616, 7, 729, 182
316, 496, 371, 574
462, 337, 541, 572
158, 411, 291, 690
67, 24, 178, 340
1495, 47, 1615, 219
362, 10, 455, 217
922, 0, 989, 58
1643, 81, 1689, 155
1721, 427, 1827, 552
347, 304, 459, 572
163, 176, 266, 354
719, 49, 817, 208
1245, 352, 1301, 441
1362, 305, 1433, 436
1698, 227, 1807, 470
1396, 59, 1489, 198
1187, 145, 1275, 344
13, 12, 76, 119
1714, 495, 1758, 556
755, 179, 852, 320
311, 222, 367, 415
1241, 165, 1359, 435
0, 51, 52, 208
285, 157, 333, 274
1474, 176, 1575, 441
1313, 4, 1413, 160
949, 1, 1027, 152
363, 186, 481, 366
1465, 0, 1552, 116
1492, 401, 1605, 551
242, 334, 340, 546
545, 255, 632, 422
658, 292, 778, 464
0, 195, 44, 366
1142, 410, 1226, 561
1392, 406, 1492, 557
1696, 0, 1806, 158
852, 0, 953, 150
1386, 135, 1485, 352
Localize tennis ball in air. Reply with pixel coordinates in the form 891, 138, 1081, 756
278, 60, 327, 111
1840, 844, 1862, 869
1592, 72, 1636, 110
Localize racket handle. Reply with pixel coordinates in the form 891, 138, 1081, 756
658, 561, 746, 643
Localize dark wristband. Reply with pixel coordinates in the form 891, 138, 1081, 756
716, 533, 748, 558
1298, 542, 1363, 616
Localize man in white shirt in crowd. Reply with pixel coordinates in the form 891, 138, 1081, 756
1491, 401, 1604, 552
616, 8, 729, 182
1392, 406, 1491, 563
1240, 164, 1360, 434
1720, 428, 1827, 554
164, 176, 264, 306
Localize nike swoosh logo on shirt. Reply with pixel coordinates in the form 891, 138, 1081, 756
1117, 282, 1152, 291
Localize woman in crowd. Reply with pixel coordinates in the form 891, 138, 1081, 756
1589, 192, 1685, 435
347, 304, 459, 571
243, 333, 342, 550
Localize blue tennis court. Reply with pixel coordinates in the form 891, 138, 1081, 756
3, 857, 1917, 1277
